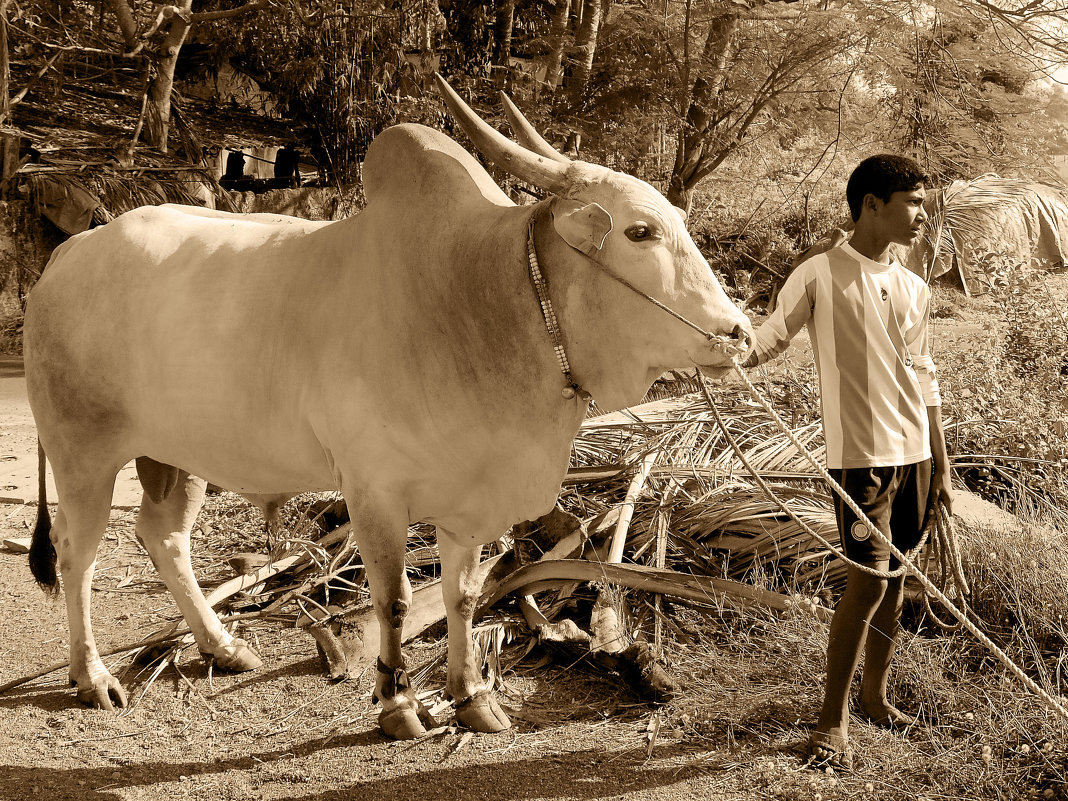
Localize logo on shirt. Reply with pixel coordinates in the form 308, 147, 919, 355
851, 520, 873, 541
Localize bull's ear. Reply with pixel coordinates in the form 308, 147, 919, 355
551, 198, 613, 256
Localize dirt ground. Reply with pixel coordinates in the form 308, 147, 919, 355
0, 277, 1057, 801
0, 497, 777, 801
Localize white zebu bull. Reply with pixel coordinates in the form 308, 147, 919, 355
24, 76, 751, 738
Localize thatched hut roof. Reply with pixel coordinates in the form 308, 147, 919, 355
8, 56, 298, 229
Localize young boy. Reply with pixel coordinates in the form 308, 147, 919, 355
742, 154, 954, 770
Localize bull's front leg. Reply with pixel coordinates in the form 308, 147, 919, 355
345, 494, 436, 739
437, 531, 511, 733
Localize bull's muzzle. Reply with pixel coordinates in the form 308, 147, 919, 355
698, 319, 753, 369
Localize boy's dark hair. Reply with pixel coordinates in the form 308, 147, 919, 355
846, 154, 928, 222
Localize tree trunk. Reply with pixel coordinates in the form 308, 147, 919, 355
0, 1, 9, 127
545, 0, 571, 90
145, 1, 193, 152
569, 0, 606, 103
667, 11, 739, 214
103, 0, 139, 48
492, 0, 515, 68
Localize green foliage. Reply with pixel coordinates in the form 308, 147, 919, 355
204, 5, 407, 181
439, 0, 494, 73
937, 274, 1068, 520
867, 4, 1067, 183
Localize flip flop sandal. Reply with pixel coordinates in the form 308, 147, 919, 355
806, 732, 854, 772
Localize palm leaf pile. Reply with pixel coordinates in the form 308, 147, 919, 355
559, 386, 840, 593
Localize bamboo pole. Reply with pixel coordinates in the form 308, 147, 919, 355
607, 450, 659, 563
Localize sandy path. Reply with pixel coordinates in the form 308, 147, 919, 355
0, 358, 143, 508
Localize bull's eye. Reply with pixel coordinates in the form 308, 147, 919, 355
625, 223, 658, 242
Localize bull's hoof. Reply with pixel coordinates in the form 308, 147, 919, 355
455, 691, 511, 733
72, 675, 128, 712
379, 702, 438, 740
203, 639, 263, 672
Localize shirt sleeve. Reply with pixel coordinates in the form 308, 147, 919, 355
751, 260, 817, 365
906, 282, 941, 407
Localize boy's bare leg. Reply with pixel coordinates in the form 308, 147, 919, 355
811, 562, 889, 766
859, 573, 916, 725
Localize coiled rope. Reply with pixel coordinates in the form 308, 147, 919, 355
697, 363, 1068, 724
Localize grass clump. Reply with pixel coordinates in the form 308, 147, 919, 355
652, 582, 1068, 800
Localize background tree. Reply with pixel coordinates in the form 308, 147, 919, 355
103, 0, 269, 153
7, 0, 1068, 206
515, 0, 1068, 218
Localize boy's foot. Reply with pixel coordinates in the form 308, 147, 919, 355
806, 731, 853, 772
860, 700, 919, 729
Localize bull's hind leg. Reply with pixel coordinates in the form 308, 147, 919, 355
49, 469, 127, 710
437, 531, 511, 732
343, 492, 436, 739
134, 467, 261, 672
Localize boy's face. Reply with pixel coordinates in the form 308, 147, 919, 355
866, 183, 928, 245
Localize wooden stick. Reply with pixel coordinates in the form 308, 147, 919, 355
593, 452, 658, 654
607, 451, 659, 564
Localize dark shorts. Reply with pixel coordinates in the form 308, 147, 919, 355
830, 459, 933, 568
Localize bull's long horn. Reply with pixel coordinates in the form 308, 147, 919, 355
434, 74, 570, 193
499, 92, 569, 163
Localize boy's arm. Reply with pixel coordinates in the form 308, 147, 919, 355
909, 285, 954, 515
927, 404, 954, 516
741, 262, 816, 368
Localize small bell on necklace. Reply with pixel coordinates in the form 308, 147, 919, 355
561, 386, 576, 400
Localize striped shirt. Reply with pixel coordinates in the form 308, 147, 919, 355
751, 242, 941, 469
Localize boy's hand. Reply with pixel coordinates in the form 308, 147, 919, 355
931, 466, 955, 516
740, 351, 759, 369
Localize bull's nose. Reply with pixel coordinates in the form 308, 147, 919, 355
730, 323, 751, 350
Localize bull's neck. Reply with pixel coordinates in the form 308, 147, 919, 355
528, 203, 665, 412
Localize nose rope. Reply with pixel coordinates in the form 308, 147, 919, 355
526, 214, 743, 402
582, 250, 723, 341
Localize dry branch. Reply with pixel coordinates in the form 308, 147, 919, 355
478, 558, 828, 620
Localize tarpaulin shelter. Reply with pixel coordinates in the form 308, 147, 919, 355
898, 176, 1068, 295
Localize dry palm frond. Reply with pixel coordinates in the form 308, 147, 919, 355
558, 386, 849, 607
472, 619, 526, 690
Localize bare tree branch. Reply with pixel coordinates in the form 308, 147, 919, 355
190, 1, 272, 24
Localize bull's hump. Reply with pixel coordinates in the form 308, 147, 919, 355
362, 123, 512, 209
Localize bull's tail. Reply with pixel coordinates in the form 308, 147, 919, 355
28, 441, 59, 595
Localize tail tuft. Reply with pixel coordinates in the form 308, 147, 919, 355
28, 442, 58, 596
